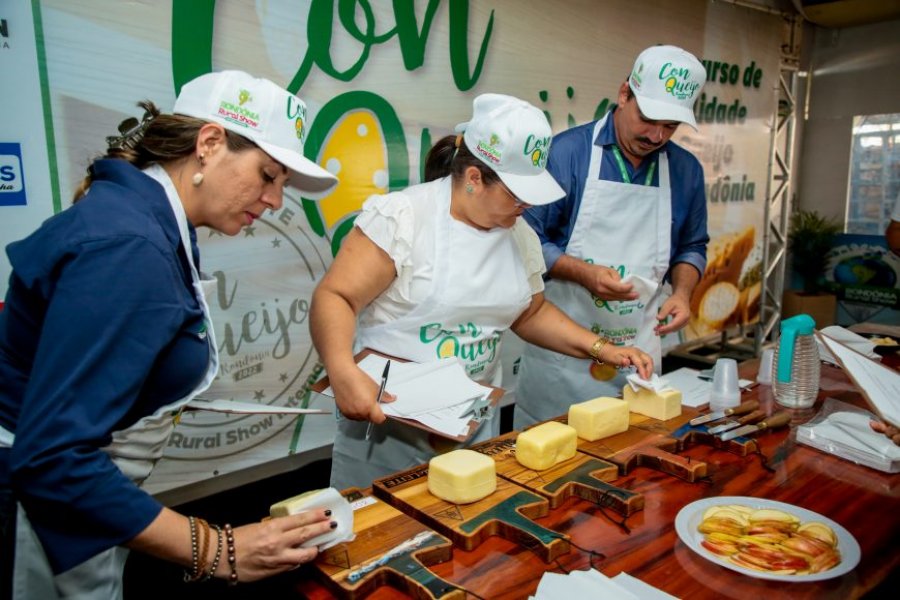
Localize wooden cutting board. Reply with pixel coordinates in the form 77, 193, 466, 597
566, 410, 709, 482
312, 488, 463, 600
469, 432, 644, 516
372, 463, 570, 563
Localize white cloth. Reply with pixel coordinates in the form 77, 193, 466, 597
330, 178, 539, 490
516, 115, 671, 428
9, 164, 219, 600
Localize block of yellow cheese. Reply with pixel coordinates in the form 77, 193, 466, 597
567, 397, 630, 441
515, 421, 577, 470
428, 449, 496, 504
623, 385, 682, 421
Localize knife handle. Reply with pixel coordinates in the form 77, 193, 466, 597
729, 400, 760, 416
736, 409, 765, 425
759, 411, 791, 431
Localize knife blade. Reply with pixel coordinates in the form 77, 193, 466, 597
720, 410, 792, 441
706, 409, 766, 434
689, 400, 760, 426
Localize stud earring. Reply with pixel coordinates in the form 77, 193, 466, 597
465, 184, 474, 194
192, 153, 205, 186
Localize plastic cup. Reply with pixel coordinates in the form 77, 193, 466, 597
709, 358, 740, 410
757, 348, 775, 385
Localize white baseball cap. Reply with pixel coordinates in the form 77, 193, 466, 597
174, 70, 338, 196
628, 45, 706, 130
455, 93, 564, 206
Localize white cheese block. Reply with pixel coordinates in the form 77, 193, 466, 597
515, 421, 578, 470
568, 397, 630, 441
623, 385, 682, 421
428, 449, 496, 504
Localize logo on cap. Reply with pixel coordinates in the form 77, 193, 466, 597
217, 87, 261, 130
524, 134, 550, 169
631, 61, 644, 90
475, 133, 502, 165
286, 96, 307, 142
658, 62, 700, 100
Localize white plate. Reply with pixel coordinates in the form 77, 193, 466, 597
674, 496, 861, 582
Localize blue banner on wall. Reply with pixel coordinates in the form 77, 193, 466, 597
824, 234, 900, 308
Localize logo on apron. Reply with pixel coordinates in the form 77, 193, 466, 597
419, 321, 501, 377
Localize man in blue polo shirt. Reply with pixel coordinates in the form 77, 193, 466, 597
515, 45, 709, 427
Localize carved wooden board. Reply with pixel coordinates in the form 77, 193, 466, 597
372, 464, 570, 563
669, 421, 759, 456
469, 432, 644, 516
563, 410, 709, 482
312, 489, 463, 600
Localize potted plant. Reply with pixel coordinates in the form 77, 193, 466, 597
783, 209, 842, 327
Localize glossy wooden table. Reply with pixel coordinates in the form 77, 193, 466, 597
296, 359, 899, 599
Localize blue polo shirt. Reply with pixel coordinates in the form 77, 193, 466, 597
524, 109, 708, 279
0, 160, 209, 573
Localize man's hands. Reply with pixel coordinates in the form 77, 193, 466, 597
580, 264, 639, 301
656, 293, 691, 335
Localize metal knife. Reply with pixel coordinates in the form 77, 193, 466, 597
720, 411, 792, 441
706, 409, 766, 434
689, 400, 760, 426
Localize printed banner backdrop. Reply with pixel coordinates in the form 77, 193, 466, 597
825, 234, 900, 309
11, 0, 781, 494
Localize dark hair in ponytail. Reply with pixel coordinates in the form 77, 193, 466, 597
73, 100, 257, 202
423, 134, 501, 186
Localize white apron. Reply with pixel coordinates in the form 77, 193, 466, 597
515, 116, 671, 428
330, 181, 533, 490
3, 165, 219, 600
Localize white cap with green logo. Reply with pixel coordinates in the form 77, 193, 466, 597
455, 93, 564, 206
628, 45, 706, 130
174, 70, 338, 196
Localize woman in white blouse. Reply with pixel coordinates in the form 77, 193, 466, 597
311, 93, 654, 490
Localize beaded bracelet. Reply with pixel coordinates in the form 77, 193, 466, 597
203, 524, 223, 582
224, 523, 238, 586
183, 516, 199, 582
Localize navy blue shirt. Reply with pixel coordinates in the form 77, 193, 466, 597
0, 160, 209, 573
524, 109, 708, 279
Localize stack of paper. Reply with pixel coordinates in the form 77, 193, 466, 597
529, 569, 677, 599
323, 356, 493, 438
817, 325, 879, 364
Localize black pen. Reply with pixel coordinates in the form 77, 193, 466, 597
365, 360, 391, 441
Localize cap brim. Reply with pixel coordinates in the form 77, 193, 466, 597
633, 94, 699, 130
498, 170, 565, 206
256, 141, 338, 198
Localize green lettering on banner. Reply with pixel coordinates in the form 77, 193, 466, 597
171, 0, 494, 94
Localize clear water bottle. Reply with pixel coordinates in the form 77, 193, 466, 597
773, 314, 821, 409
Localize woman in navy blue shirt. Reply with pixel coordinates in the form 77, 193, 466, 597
0, 71, 338, 599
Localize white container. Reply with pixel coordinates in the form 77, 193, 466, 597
709, 358, 740, 411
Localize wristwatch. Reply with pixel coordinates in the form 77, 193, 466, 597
588, 336, 610, 363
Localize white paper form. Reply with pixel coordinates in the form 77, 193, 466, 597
661, 367, 754, 408
820, 334, 900, 428
321, 355, 492, 437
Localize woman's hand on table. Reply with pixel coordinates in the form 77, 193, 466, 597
869, 420, 900, 445
231, 510, 336, 581
599, 344, 654, 380
332, 366, 395, 423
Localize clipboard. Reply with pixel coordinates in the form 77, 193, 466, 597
817, 332, 900, 428
310, 348, 504, 442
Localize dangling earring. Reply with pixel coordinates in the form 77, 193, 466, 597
465, 183, 474, 194
192, 153, 205, 186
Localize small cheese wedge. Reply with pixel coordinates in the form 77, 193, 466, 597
623, 385, 682, 421
568, 397, 629, 441
428, 449, 496, 504
515, 421, 577, 470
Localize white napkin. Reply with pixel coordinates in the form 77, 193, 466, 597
531, 569, 676, 599
809, 410, 900, 460
817, 326, 879, 364
626, 373, 672, 394
621, 273, 662, 303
